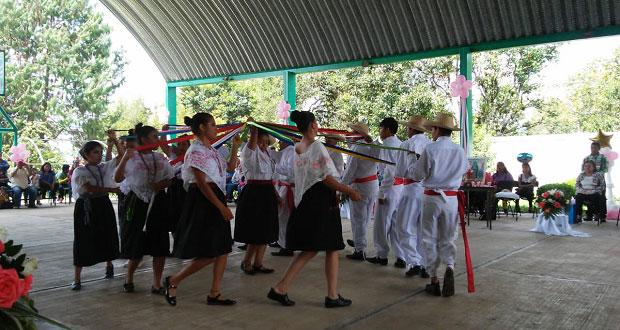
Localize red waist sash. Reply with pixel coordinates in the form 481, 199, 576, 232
352, 174, 378, 184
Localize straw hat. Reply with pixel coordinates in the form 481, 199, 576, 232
323, 133, 346, 142
346, 122, 370, 137
268, 135, 276, 146
398, 115, 430, 133
424, 113, 461, 131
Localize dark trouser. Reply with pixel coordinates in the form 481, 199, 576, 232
515, 187, 534, 210
13, 186, 37, 207
58, 183, 69, 198
575, 193, 605, 219
40, 182, 57, 199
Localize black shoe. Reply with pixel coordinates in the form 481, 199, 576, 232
253, 264, 275, 274
27, 205, 37, 209
70, 280, 81, 291
600, 218, 607, 223
425, 282, 441, 296
241, 262, 256, 275
207, 294, 236, 306
271, 248, 294, 257
268, 242, 282, 248
584, 217, 592, 222
405, 265, 421, 277
394, 258, 406, 268
346, 239, 355, 248
163, 276, 177, 306
442, 268, 455, 297
345, 251, 365, 261
421, 267, 430, 278
324, 294, 352, 308
151, 286, 165, 295
268, 288, 295, 306
366, 257, 388, 265
123, 282, 135, 293
238, 244, 248, 250
105, 266, 114, 279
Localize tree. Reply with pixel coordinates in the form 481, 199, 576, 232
0, 0, 125, 160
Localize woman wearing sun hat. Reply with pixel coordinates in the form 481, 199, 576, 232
340, 122, 380, 261
394, 115, 433, 278
407, 113, 468, 298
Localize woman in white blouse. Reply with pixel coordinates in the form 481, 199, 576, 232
268, 110, 361, 308
114, 123, 174, 294
70, 141, 122, 290
163, 113, 240, 307
234, 120, 282, 275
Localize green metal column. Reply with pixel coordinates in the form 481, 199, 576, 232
166, 85, 177, 139
283, 71, 296, 125
459, 48, 473, 156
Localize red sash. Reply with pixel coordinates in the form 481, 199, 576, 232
278, 182, 295, 210
247, 180, 275, 185
423, 189, 475, 293
403, 179, 418, 185
351, 174, 378, 184
394, 177, 404, 185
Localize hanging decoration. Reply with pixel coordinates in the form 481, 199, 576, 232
276, 100, 291, 120
450, 74, 473, 156
9, 143, 30, 163
517, 152, 533, 164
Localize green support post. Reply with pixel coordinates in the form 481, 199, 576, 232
283, 71, 296, 125
459, 48, 473, 157
166, 85, 177, 140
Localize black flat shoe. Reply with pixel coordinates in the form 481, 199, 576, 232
425, 282, 441, 296
442, 268, 455, 297
253, 264, 275, 274
70, 280, 81, 290
405, 265, 421, 277
105, 266, 114, 279
207, 294, 236, 306
151, 286, 165, 295
366, 257, 388, 265
271, 248, 294, 257
394, 258, 406, 268
324, 294, 352, 308
268, 242, 282, 248
241, 262, 256, 275
164, 276, 177, 306
421, 267, 430, 278
267, 288, 295, 306
123, 282, 134, 293
346, 239, 355, 248
345, 251, 365, 261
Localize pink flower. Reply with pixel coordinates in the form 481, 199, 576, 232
450, 75, 473, 99
21, 275, 32, 297
544, 209, 551, 214
0, 266, 23, 308
542, 192, 549, 198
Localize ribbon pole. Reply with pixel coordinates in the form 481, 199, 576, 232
457, 191, 475, 293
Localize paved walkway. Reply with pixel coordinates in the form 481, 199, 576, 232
2, 201, 619, 329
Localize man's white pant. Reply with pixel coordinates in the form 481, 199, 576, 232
394, 184, 424, 267
373, 185, 404, 259
349, 181, 378, 252
276, 185, 294, 249
421, 194, 459, 277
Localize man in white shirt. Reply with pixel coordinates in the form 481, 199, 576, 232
367, 118, 404, 267
395, 115, 432, 277
408, 113, 468, 297
341, 122, 379, 261
10, 161, 38, 208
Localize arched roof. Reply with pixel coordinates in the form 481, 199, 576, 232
101, 0, 620, 83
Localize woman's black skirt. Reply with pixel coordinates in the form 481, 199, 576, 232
286, 182, 344, 251
73, 195, 120, 267
233, 182, 278, 244
120, 191, 171, 259
174, 186, 232, 259
167, 178, 186, 233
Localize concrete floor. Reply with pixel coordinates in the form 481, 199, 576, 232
2, 201, 620, 329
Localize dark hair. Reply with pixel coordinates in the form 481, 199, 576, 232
79, 141, 103, 159
591, 142, 601, 149
62, 164, 70, 172
584, 160, 596, 169
41, 162, 52, 172
134, 123, 157, 145
290, 110, 315, 133
434, 127, 452, 136
379, 118, 398, 135
123, 128, 136, 143
496, 162, 509, 175
256, 128, 269, 139
184, 113, 214, 136
522, 163, 532, 175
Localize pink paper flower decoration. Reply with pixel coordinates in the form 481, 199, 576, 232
450, 74, 473, 99
9, 143, 30, 163
606, 151, 618, 161
276, 100, 291, 120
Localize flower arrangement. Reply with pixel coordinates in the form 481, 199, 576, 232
0, 227, 69, 329
537, 189, 569, 220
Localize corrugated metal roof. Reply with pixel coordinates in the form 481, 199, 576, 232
100, 0, 620, 83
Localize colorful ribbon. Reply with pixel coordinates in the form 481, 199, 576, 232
169, 124, 245, 166
457, 191, 475, 293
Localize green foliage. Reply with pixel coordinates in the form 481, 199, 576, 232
104, 99, 159, 132
537, 183, 576, 200
0, 0, 125, 160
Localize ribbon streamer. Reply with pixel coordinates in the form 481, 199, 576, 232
170, 124, 245, 166
457, 191, 475, 293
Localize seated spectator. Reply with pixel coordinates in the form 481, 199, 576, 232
0, 166, 9, 188
0, 187, 12, 209
0, 151, 9, 175
10, 161, 37, 209
29, 167, 41, 205
492, 162, 514, 214
39, 162, 57, 203
226, 162, 244, 202
56, 164, 70, 203
575, 160, 606, 223
515, 163, 537, 213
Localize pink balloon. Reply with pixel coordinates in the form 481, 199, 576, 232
606, 151, 618, 161
276, 100, 291, 120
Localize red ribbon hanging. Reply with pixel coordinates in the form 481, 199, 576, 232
457, 191, 475, 293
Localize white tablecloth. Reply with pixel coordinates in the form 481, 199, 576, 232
530, 213, 590, 237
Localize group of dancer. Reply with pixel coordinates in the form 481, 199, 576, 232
69, 109, 468, 309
